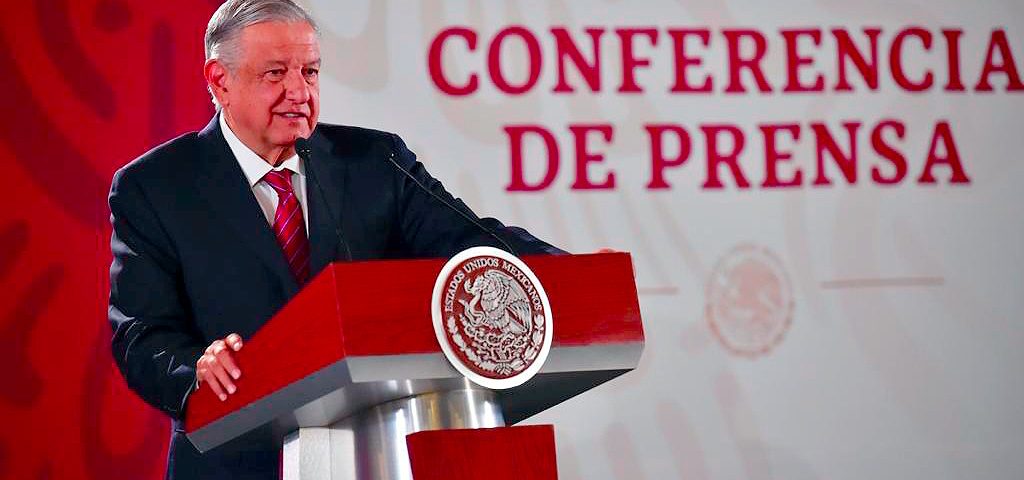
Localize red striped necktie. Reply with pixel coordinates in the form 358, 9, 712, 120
263, 169, 310, 284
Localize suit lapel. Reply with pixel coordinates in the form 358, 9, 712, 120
193, 116, 300, 298
306, 129, 349, 274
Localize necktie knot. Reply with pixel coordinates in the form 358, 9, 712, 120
263, 169, 295, 195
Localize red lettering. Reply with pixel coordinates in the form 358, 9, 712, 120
975, 29, 1024, 91
943, 29, 966, 91
645, 124, 692, 189
781, 29, 825, 92
890, 27, 934, 92
488, 26, 542, 95
918, 121, 970, 184
812, 122, 860, 185
428, 27, 479, 96
870, 120, 907, 185
668, 29, 712, 93
723, 29, 772, 93
834, 28, 881, 91
616, 28, 658, 93
701, 124, 750, 189
552, 27, 604, 93
761, 124, 803, 187
570, 124, 616, 189
505, 125, 559, 191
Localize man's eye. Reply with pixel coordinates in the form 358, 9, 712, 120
266, 69, 285, 77
304, 68, 319, 78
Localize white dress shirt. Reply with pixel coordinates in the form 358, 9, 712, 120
219, 114, 309, 231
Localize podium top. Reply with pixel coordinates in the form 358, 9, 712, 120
185, 252, 644, 452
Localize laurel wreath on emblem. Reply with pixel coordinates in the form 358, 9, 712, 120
447, 269, 545, 376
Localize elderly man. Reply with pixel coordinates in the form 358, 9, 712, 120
107, 1, 561, 478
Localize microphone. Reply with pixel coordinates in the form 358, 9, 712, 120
382, 142, 519, 257
295, 137, 353, 261
294, 137, 313, 159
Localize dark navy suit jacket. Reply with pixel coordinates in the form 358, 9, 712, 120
107, 116, 562, 480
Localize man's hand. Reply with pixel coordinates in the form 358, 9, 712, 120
196, 333, 243, 401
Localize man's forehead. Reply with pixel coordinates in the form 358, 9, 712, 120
238, 21, 320, 50
235, 22, 320, 69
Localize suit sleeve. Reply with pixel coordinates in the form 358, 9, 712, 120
108, 168, 204, 421
389, 133, 566, 257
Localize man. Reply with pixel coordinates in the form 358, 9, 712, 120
107, 1, 561, 479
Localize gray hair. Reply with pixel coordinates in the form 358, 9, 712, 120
205, 0, 320, 105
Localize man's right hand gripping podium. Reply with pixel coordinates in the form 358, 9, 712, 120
107, 1, 644, 479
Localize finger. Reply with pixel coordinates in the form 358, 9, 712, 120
208, 360, 237, 395
205, 339, 225, 356
214, 345, 242, 380
198, 364, 227, 401
226, 333, 243, 351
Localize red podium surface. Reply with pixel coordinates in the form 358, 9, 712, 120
184, 252, 644, 478
406, 426, 557, 480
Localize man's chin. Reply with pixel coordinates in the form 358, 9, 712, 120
272, 129, 312, 145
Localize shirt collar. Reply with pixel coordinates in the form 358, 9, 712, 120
219, 113, 304, 188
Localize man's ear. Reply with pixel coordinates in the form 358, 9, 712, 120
204, 59, 230, 106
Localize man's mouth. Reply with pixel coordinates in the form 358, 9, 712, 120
276, 112, 308, 119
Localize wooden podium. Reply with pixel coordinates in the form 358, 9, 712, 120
184, 252, 644, 479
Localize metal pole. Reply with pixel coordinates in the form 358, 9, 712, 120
283, 388, 505, 480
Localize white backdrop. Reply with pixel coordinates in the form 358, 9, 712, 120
306, 1, 1024, 478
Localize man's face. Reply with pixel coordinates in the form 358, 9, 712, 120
212, 21, 320, 161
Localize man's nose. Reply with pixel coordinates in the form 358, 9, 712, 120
283, 70, 311, 103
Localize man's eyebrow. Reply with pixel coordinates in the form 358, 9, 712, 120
306, 59, 322, 68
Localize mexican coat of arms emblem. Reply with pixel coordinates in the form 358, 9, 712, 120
431, 247, 553, 389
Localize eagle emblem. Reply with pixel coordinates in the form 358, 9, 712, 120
432, 247, 553, 389
461, 270, 532, 335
